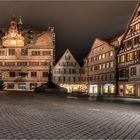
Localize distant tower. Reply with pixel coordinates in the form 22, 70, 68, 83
18, 16, 23, 31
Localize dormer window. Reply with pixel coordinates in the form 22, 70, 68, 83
135, 23, 140, 31
65, 55, 71, 60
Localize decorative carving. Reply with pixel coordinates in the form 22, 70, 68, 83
2, 18, 24, 47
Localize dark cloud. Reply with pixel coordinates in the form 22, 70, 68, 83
0, 1, 137, 62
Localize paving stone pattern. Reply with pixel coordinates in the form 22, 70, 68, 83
0, 92, 139, 139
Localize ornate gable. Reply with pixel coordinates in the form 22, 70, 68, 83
55, 49, 80, 68
123, 2, 140, 43
2, 18, 24, 47
87, 38, 108, 58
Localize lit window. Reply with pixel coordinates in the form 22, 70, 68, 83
18, 83, 26, 90
106, 62, 109, 68
102, 54, 105, 59
103, 63, 105, 69
99, 55, 102, 60
109, 51, 113, 56
110, 61, 114, 67
135, 23, 140, 31
110, 85, 115, 93
89, 85, 98, 94
99, 64, 102, 70
127, 53, 133, 61
10, 40, 16, 46
104, 85, 109, 93
125, 84, 134, 95
120, 55, 125, 63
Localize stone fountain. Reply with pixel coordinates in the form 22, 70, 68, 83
34, 66, 67, 95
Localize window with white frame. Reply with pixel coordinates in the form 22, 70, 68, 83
110, 61, 114, 68
103, 63, 106, 69
102, 54, 105, 59
106, 62, 109, 68
109, 51, 113, 57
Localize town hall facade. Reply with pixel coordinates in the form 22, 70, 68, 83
0, 17, 55, 91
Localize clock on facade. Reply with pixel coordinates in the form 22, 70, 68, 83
11, 33, 16, 37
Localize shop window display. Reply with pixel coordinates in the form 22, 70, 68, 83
89, 85, 98, 94
125, 84, 134, 95
104, 84, 115, 94
109, 85, 115, 93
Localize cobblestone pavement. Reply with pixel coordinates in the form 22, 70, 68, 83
0, 92, 140, 139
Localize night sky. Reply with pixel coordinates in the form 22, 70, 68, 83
0, 1, 138, 62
